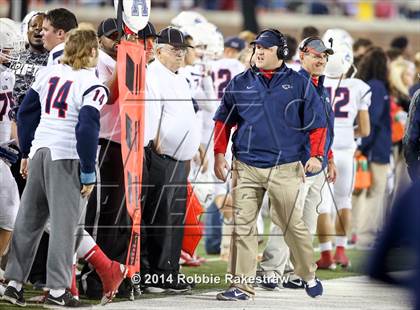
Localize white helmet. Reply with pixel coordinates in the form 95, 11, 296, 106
182, 22, 223, 60
201, 23, 223, 60
324, 40, 353, 78
171, 11, 208, 28
322, 28, 354, 49
0, 18, 25, 63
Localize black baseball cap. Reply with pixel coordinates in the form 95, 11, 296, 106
97, 18, 118, 38
138, 22, 159, 39
299, 37, 334, 55
156, 27, 193, 48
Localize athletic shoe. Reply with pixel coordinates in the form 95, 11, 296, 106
334, 246, 351, 268
216, 287, 250, 301
44, 291, 90, 308
145, 280, 190, 294
316, 251, 337, 270
304, 278, 323, 298
98, 261, 128, 305
282, 277, 305, 289
257, 276, 280, 291
2, 286, 26, 307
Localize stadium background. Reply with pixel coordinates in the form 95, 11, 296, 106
1, 0, 419, 49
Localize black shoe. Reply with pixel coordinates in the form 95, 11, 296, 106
145, 280, 190, 294
2, 286, 26, 307
44, 291, 91, 308
166, 280, 191, 294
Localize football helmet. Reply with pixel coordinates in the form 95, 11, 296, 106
181, 22, 223, 60
322, 28, 354, 49
171, 11, 208, 28
324, 40, 354, 78
0, 18, 25, 63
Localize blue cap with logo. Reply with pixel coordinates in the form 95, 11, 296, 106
224, 36, 246, 51
251, 31, 282, 48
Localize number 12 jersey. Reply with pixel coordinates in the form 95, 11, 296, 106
324, 77, 371, 151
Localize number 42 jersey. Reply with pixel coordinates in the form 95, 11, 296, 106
29, 64, 108, 160
324, 77, 371, 151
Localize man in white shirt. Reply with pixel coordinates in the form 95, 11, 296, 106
142, 27, 200, 294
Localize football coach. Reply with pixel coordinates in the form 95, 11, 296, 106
213, 28, 327, 300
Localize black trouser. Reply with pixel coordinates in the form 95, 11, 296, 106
85, 139, 131, 262
142, 145, 189, 278
81, 139, 132, 298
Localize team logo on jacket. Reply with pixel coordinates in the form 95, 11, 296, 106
282, 84, 292, 90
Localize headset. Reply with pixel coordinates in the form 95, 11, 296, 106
253, 28, 289, 60
299, 36, 322, 53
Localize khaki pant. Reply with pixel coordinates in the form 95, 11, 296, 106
228, 160, 317, 295
257, 170, 330, 278
357, 162, 390, 248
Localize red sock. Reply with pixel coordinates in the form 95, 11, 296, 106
84, 245, 111, 275
321, 250, 333, 262
70, 264, 79, 297
336, 246, 345, 255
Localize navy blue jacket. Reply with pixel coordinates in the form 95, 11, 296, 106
214, 64, 327, 168
403, 89, 420, 180
298, 69, 334, 175
359, 79, 392, 164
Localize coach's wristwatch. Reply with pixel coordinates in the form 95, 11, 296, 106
315, 156, 324, 163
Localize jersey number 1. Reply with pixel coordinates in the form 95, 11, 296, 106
45, 77, 73, 118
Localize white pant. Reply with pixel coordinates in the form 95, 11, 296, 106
0, 161, 19, 231
332, 148, 356, 211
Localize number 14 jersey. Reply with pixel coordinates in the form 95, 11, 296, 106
324, 77, 371, 151
29, 64, 108, 160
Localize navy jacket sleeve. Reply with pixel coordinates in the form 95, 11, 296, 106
404, 90, 420, 180
17, 88, 41, 158
75, 106, 100, 176
213, 79, 240, 125
359, 80, 387, 155
301, 80, 327, 131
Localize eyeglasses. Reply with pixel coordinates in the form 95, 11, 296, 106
162, 46, 187, 55
305, 52, 329, 61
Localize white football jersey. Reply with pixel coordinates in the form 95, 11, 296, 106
324, 77, 371, 150
0, 69, 15, 143
286, 61, 301, 72
210, 58, 245, 99
47, 43, 65, 67
179, 63, 218, 145
95, 50, 121, 143
29, 64, 108, 160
